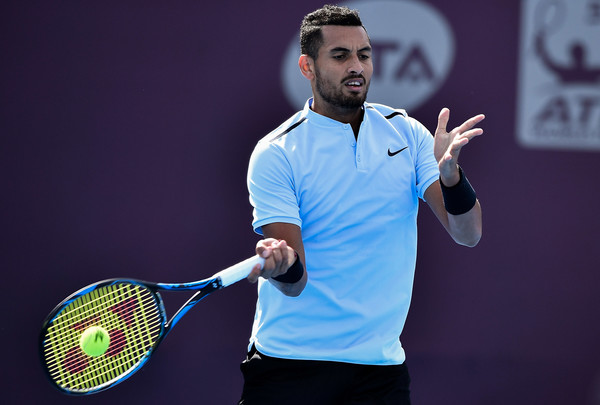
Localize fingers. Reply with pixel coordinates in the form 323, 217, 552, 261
457, 128, 484, 144
445, 113, 485, 154
437, 108, 485, 139
443, 129, 481, 162
255, 237, 276, 259
438, 133, 469, 168
444, 131, 474, 161
455, 114, 485, 138
250, 238, 293, 282
247, 263, 262, 284
442, 138, 469, 162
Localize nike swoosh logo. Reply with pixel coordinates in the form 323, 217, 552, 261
387, 146, 408, 156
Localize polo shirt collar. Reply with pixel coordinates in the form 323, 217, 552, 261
302, 98, 369, 128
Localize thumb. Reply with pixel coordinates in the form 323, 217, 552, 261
436, 108, 450, 135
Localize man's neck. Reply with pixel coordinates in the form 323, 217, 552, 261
311, 101, 364, 138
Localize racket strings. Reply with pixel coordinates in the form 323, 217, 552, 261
48, 314, 163, 375
44, 293, 158, 349
42, 282, 164, 393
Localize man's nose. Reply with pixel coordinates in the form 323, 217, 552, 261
347, 54, 364, 75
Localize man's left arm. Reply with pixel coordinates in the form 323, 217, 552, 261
424, 108, 484, 247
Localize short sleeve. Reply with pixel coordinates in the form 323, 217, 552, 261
247, 141, 302, 235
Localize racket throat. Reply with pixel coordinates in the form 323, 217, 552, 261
164, 280, 222, 332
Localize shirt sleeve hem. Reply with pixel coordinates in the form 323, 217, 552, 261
252, 217, 302, 235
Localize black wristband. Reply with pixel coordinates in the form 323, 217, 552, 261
440, 166, 477, 215
273, 252, 304, 284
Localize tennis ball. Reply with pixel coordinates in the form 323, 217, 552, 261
79, 326, 110, 357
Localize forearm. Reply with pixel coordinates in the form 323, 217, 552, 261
425, 168, 483, 247
447, 200, 482, 247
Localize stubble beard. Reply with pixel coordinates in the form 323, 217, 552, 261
315, 70, 369, 111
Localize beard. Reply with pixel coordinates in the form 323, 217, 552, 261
314, 69, 369, 110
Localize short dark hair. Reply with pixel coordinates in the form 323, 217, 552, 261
300, 4, 366, 60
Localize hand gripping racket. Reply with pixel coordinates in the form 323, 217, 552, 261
39, 255, 264, 395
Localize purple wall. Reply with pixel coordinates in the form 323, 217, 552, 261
2, 0, 599, 403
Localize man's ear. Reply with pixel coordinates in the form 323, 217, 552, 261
298, 54, 315, 80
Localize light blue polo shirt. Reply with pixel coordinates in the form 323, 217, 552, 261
247, 98, 439, 365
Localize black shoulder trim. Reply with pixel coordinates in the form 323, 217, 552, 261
269, 117, 307, 142
385, 111, 406, 120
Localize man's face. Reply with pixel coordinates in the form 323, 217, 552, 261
312, 25, 373, 110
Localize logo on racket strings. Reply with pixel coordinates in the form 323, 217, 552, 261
62, 297, 138, 375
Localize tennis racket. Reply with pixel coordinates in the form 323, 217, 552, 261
39, 255, 264, 395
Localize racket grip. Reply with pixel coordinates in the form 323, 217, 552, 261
217, 255, 265, 287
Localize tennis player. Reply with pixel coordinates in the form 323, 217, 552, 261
240, 5, 484, 404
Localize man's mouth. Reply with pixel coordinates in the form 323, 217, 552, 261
344, 77, 365, 90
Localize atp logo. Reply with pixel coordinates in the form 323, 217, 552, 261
281, 0, 455, 111
517, 0, 600, 150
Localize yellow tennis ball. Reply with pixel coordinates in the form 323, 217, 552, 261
79, 326, 110, 357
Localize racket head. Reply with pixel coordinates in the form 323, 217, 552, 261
39, 279, 167, 395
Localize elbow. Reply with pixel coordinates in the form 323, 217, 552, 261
448, 209, 482, 247
283, 288, 303, 298
279, 283, 306, 297
456, 229, 482, 247
272, 270, 308, 297
461, 237, 481, 248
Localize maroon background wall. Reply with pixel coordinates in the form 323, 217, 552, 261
2, 0, 599, 403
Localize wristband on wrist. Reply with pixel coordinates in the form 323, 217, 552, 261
440, 166, 477, 215
272, 251, 304, 284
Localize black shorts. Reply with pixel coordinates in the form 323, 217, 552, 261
238, 346, 411, 405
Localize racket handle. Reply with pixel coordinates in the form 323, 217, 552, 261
217, 255, 265, 287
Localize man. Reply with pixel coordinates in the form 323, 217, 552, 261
239, 5, 483, 404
